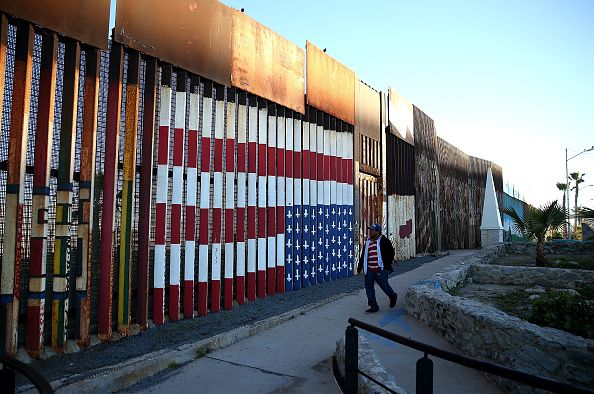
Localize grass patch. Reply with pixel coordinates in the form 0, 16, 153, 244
493, 289, 531, 320
578, 285, 594, 300
195, 347, 211, 359
167, 361, 179, 369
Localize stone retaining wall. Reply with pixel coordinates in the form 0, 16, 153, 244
335, 334, 406, 394
506, 240, 594, 256
405, 245, 594, 393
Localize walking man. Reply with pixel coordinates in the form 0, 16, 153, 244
357, 223, 397, 313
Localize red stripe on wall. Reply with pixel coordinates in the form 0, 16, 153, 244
170, 204, 182, 244
185, 206, 195, 240
200, 137, 211, 172
199, 209, 209, 244
158, 125, 170, 165
187, 130, 198, 167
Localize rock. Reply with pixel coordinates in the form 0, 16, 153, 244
525, 286, 546, 294
528, 294, 541, 301
558, 289, 579, 296
566, 261, 580, 267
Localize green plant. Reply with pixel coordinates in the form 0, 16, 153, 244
167, 361, 179, 369
502, 201, 566, 266
196, 347, 210, 359
578, 285, 594, 300
529, 290, 594, 339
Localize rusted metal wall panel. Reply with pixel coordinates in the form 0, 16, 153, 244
0, 0, 110, 49
437, 137, 470, 250
413, 105, 440, 254
387, 87, 414, 145
115, 0, 233, 87
306, 41, 355, 125
356, 81, 380, 141
231, 11, 304, 114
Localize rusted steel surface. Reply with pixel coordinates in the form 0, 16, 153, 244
53, 40, 80, 351
0, 14, 7, 130
413, 105, 440, 254
0, 0, 110, 49
355, 81, 380, 140
136, 56, 157, 330
437, 137, 470, 250
115, 0, 233, 87
306, 41, 355, 125
387, 87, 414, 145
26, 31, 58, 358
231, 10, 304, 114
98, 42, 124, 341
1, 20, 34, 357
76, 47, 100, 347
117, 50, 140, 336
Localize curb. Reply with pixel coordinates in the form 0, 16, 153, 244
19, 294, 344, 394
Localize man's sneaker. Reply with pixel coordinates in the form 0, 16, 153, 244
389, 294, 398, 308
365, 306, 379, 313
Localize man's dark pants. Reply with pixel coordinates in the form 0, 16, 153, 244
364, 269, 397, 307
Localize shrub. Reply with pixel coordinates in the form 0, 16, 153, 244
529, 291, 594, 339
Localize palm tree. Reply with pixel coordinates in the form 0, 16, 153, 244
570, 172, 586, 236
501, 201, 566, 266
556, 182, 568, 237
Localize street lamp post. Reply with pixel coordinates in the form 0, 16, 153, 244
566, 146, 594, 239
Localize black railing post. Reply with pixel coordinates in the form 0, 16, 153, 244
0, 364, 16, 393
416, 353, 433, 394
345, 324, 359, 394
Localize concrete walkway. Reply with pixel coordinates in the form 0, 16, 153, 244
124, 250, 502, 394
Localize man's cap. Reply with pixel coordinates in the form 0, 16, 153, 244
368, 223, 381, 232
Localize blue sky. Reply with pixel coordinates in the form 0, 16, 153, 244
110, 0, 594, 208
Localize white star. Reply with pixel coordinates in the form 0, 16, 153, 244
332, 264, 336, 272
295, 240, 300, 250
286, 274, 292, 282
304, 209, 308, 218
303, 270, 308, 279
295, 269, 300, 279
304, 225, 309, 234
331, 236, 336, 244
311, 269, 316, 277
286, 239, 292, 248
296, 209, 301, 218
295, 255, 301, 265
286, 254, 292, 265
287, 225, 292, 234
287, 210, 293, 219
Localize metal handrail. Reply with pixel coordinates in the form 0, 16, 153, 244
340, 317, 594, 394
0, 356, 53, 394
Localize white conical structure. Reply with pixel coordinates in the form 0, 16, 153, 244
480, 167, 503, 247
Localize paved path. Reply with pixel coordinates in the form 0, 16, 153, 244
124, 250, 502, 394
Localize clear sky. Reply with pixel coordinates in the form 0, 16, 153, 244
110, 0, 594, 209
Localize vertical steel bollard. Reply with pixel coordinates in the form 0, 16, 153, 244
416, 353, 433, 394
345, 325, 358, 394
